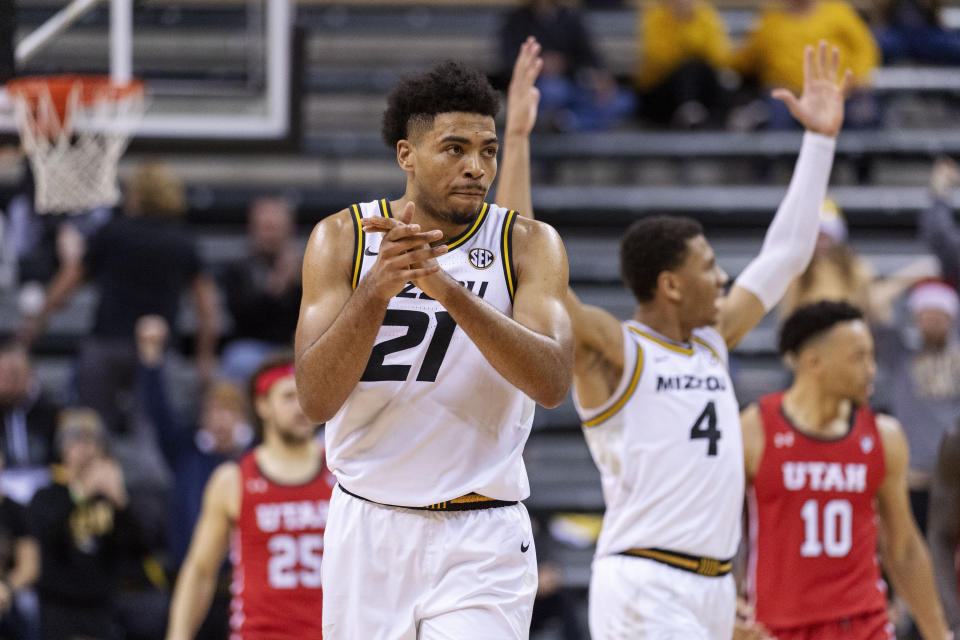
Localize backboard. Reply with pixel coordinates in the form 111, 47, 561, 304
0, 0, 295, 148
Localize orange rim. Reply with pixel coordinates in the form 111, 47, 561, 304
7, 74, 143, 123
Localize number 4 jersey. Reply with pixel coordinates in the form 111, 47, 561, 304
325, 199, 535, 506
748, 392, 887, 629
574, 321, 743, 561
231, 450, 335, 639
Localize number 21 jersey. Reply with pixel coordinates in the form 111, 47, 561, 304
325, 199, 534, 506
748, 392, 887, 629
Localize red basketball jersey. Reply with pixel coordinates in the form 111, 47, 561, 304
230, 449, 335, 639
748, 392, 888, 629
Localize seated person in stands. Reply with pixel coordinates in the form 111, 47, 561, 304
500, 0, 635, 131
635, 0, 734, 128
18, 162, 220, 436
733, 0, 881, 129
218, 197, 301, 383
136, 315, 249, 638
0, 451, 40, 640
29, 408, 143, 640
0, 341, 58, 503
876, 0, 960, 64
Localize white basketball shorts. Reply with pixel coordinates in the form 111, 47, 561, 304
588, 554, 736, 639
321, 487, 538, 639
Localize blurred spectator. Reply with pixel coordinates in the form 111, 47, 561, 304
0, 341, 57, 503
778, 198, 935, 320
500, 0, 635, 132
921, 157, 960, 288
20, 162, 220, 435
876, 0, 960, 64
0, 452, 40, 640
29, 408, 142, 640
732, 0, 880, 129
218, 197, 301, 383
872, 157, 960, 536
136, 315, 250, 568
927, 424, 960, 633
136, 316, 248, 639
873, 280, 960, 535
779, 200, 874, 317
635, 0, 734, 128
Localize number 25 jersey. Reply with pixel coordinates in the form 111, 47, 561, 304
574, 321, 743, 561
748, 392, 887, 629
325, 199, 534, 506
231, 450, 335, 639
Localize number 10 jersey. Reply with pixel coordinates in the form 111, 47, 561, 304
325, 199, 535, 507
574, 321, 743, 561
748, 392, 887, 629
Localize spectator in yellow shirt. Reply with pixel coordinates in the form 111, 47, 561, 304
636, 0, 734, 127
733, 0, 881, 128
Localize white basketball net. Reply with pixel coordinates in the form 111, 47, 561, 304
11, 79, 143, 214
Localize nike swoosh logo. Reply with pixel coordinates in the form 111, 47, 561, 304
520, 541, 530, 553
364, 247, 378, 257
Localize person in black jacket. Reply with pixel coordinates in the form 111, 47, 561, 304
218, 197, 301, 383
0, 342, 59, 502
28, 408, 142, 640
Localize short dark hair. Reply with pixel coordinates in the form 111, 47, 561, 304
381, 61, 500, 148
778, 301, 864, 356
620, 215, 704, 303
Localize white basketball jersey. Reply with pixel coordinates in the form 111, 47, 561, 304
325, 199, 535, 506
574, 321, 743, 560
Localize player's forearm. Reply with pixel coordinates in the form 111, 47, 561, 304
735, 132, 836, 310
295, 281, 390, 423
886, 537, 951, 639
433, 280, 571, 407
166, 563, 217, 640
496, 131, 533, 219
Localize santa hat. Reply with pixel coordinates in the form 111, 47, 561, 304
908, 279, 960, 317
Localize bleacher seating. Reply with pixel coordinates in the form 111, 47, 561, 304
5, 1, 960, 591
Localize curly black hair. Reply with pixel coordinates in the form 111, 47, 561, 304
381, 61, 500, 148
620, 215, 704, 303
778, 300, 864, 356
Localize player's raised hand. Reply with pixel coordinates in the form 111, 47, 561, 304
772, 40, 853, 138
360, 201, 447, 301
505, 36, 543, 138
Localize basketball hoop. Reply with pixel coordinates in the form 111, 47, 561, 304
7, 75, 144, 214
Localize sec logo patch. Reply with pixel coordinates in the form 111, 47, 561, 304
469, 248, 495, 269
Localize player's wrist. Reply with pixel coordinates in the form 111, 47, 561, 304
801, 129, 839, 146
503, 127, 533, 140
356, 274, 397, 306
420, 270, 458, 305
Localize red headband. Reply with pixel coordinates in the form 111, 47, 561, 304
254, 364, 295, 397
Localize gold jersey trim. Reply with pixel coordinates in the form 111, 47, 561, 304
582, 343, 644, 428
